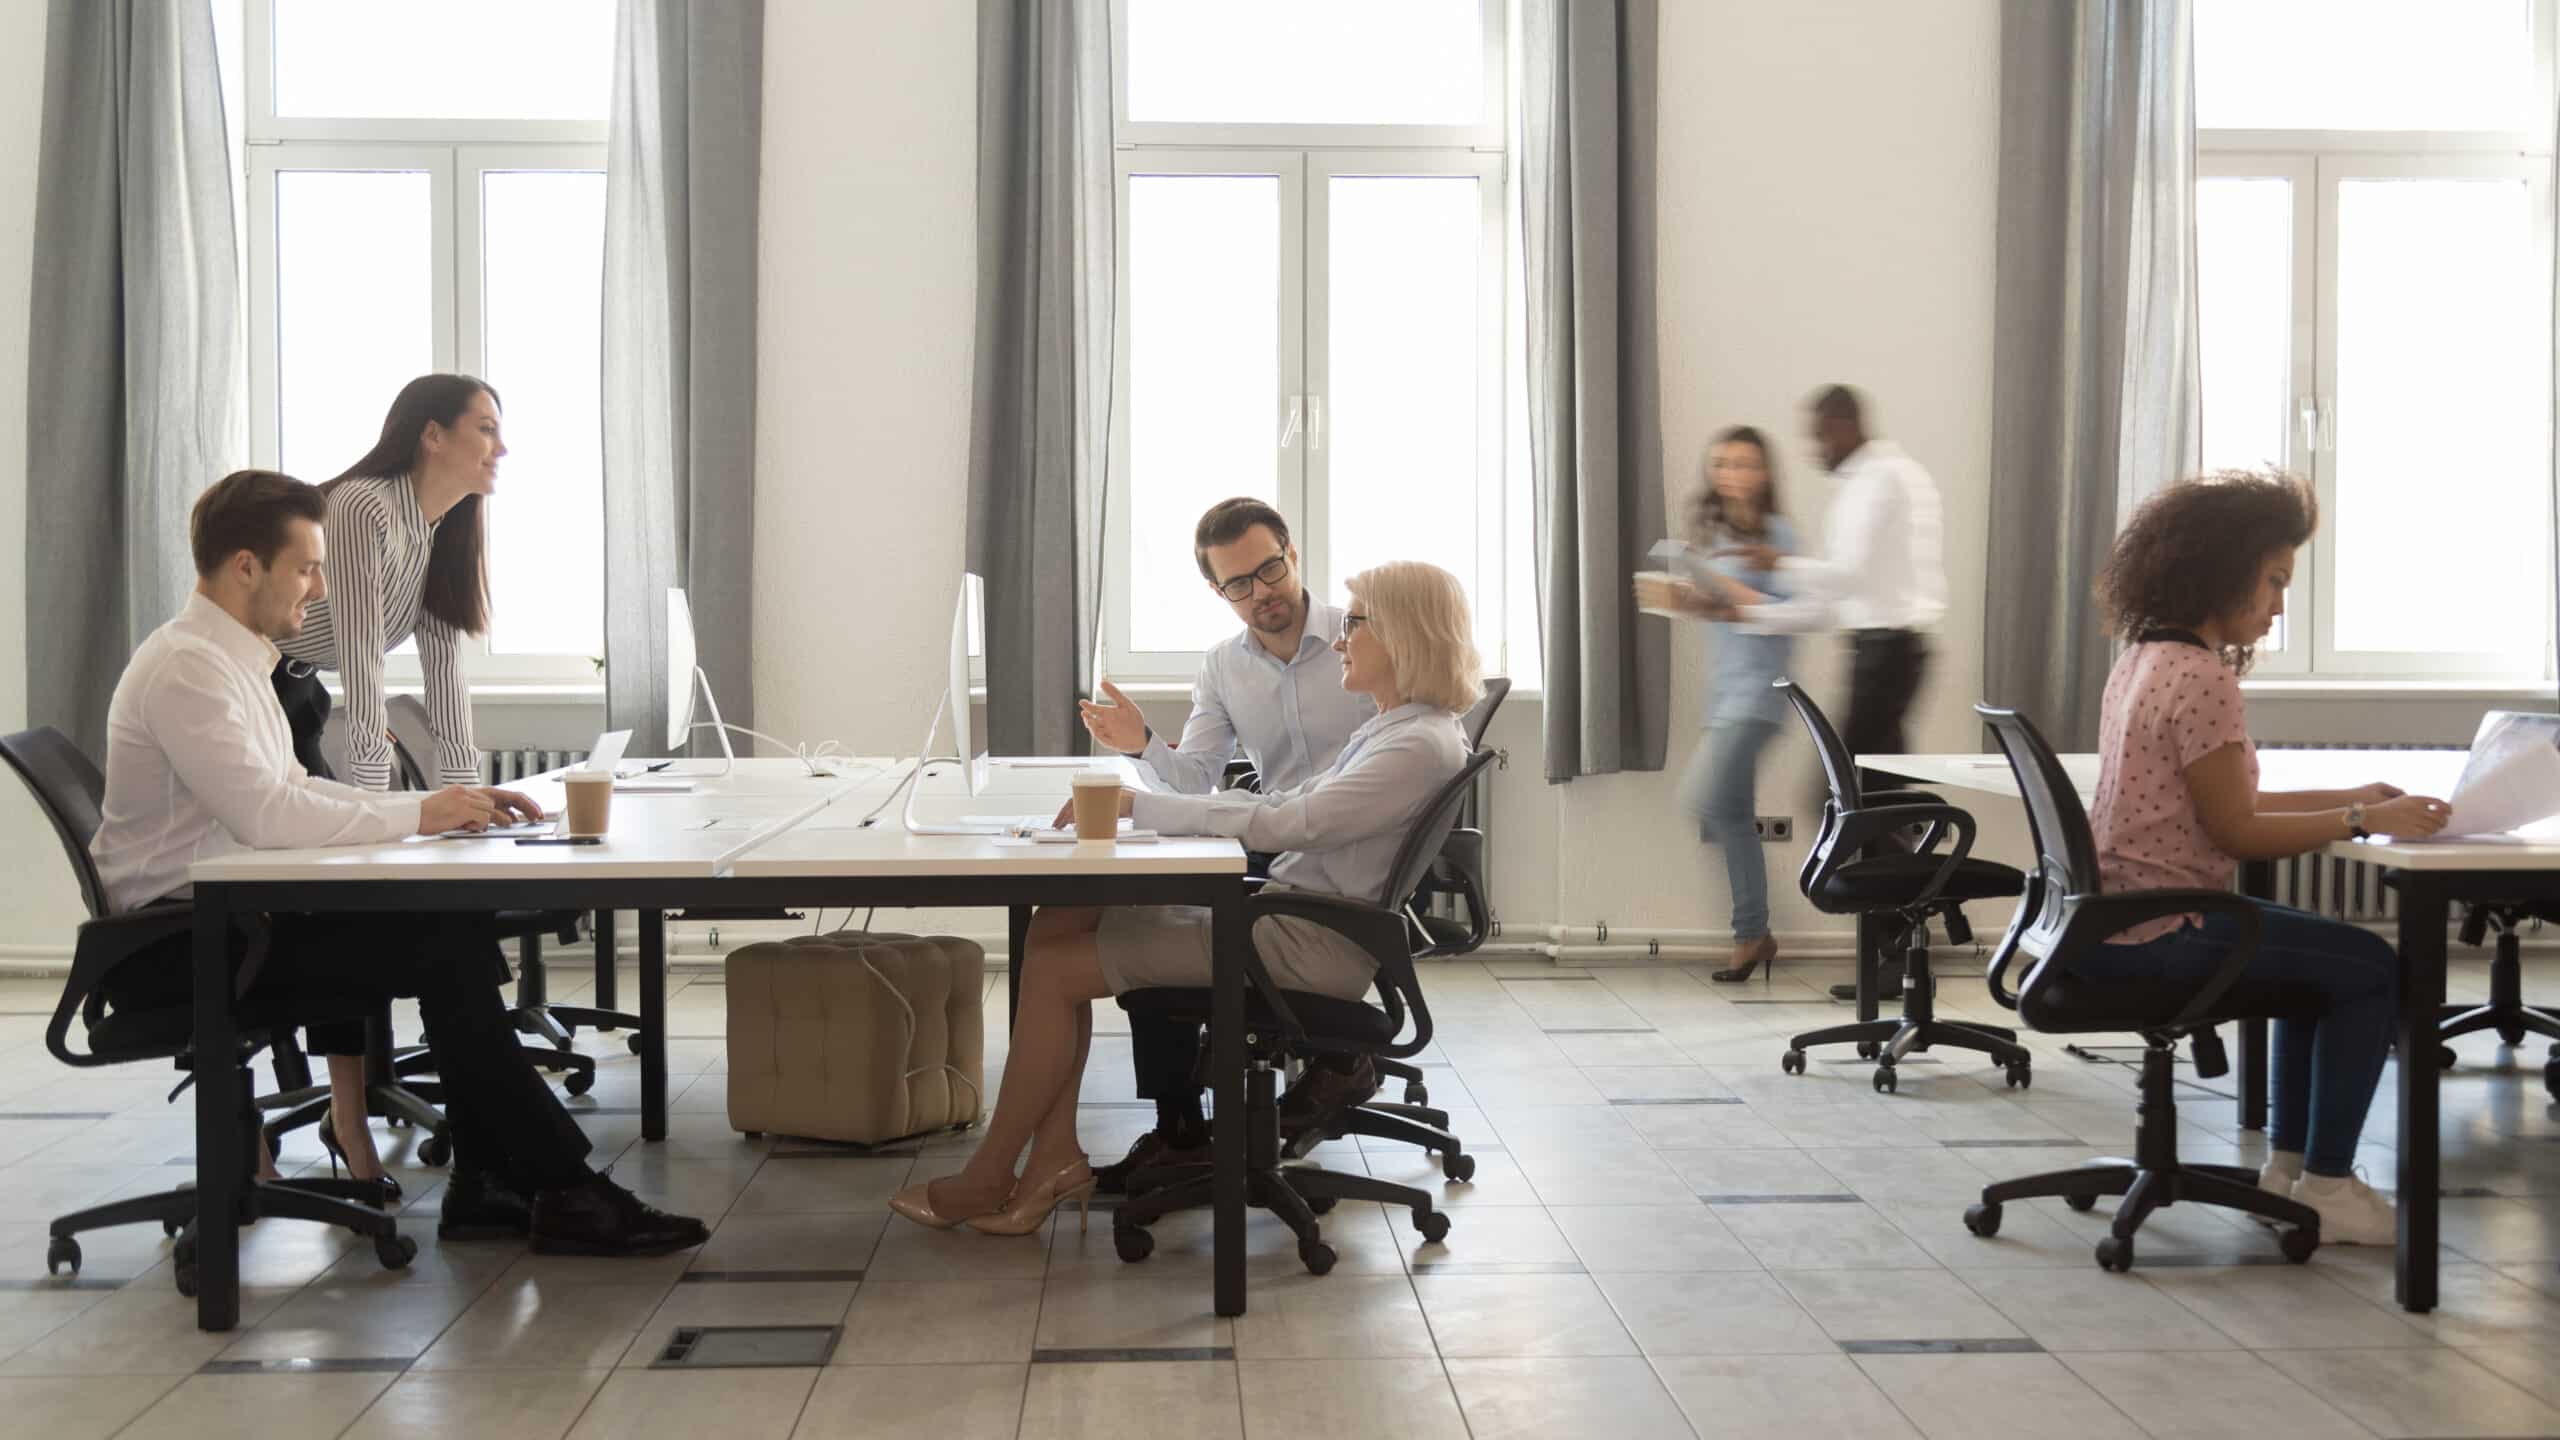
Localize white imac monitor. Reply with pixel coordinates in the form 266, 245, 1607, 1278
948, 571, 984, 796
666, 587, 734, 774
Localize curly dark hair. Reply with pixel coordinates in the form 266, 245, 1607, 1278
2096, 468, 2318, 674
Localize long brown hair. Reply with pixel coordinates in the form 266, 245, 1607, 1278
322, 374, 497, 636
2096, 468, 2318, 675
1686, 425, 1786, 544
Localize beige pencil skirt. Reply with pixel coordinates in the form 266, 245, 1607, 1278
1095, 902, 1378, 1002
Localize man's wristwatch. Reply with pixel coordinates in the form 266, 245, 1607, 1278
2344, 802, 2370, 840
1121, 725, 1153, 760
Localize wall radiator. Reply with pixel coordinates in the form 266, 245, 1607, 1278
480, 748, 587, 784
2256, 740, 2445, 924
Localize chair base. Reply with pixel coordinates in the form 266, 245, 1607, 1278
2437, 931, 2560, 1062
1964, 1042, 2320, 1272
1114, 1066, 1453, 1271
1374, 1055, 1431, 1105
1786, 937, 2030, 1093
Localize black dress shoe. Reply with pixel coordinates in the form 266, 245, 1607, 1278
529, 1176, 709, 1257
438, 1170, 535, 1241
1278, 1055, 1379, 1143
1093, 1127, 1211, 1196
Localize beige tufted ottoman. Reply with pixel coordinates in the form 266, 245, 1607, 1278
724, 931, 986, 1145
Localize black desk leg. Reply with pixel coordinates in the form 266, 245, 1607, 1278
1007, 905, 1030, 1032
1209, 886, 1247, 1318
2394, 879, 2445, 1313
2235, 860, 2275, 1130
192, 889, 241, 1331
592, 909, 619, 1023
1855, 912, 1880, 1023
639, 910, 667, 1142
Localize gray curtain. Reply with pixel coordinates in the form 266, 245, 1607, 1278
25, 0, 242, 757
1983, 0, 2199, 748
1521, 0, 1667, 783
603, 0, 763, 754
966, 0, 1115, 758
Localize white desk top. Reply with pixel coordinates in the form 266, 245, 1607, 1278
1866, 749, 2560, 872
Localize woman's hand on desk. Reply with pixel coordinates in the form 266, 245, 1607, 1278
2352, 782, 2405, 804
2367, 794, 2450, 839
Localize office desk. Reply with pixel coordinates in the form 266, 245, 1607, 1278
1867, 747, 2555, 1313
183, 759, 1252, 1331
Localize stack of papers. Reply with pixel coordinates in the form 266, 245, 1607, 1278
2432, 712, 2560, 838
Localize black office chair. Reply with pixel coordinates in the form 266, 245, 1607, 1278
1110, 747, 1499, 1273
0, 727, 416, 1293
1963, 705, 2321, 1271
1408, 677, 1508, 963
2441, 904, 2560, 1099
1773, 680, 2032, 1092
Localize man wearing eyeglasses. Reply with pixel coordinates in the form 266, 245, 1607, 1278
1074, 496, 1377, 1192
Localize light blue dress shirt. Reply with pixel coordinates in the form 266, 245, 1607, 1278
1683, 515, 1798, 726
1135, 595, 1378, 795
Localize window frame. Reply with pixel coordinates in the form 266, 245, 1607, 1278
1104, 0, 1516, 685
246, 1, 610, 688
2198, 0, 2560, 687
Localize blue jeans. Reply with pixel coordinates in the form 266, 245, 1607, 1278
1678, 719, 1782, 942
2079, 901, 2398, 1177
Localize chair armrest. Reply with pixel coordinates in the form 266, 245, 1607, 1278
1828, 803, 1979, 910
1856, 790, 1954, 853
2056, 889, 2263, 1030
1983, 876, 2039, 1012
1244, 889, 1413, 1042
48, 905, 197, 1066
1220, 759, 1262, 794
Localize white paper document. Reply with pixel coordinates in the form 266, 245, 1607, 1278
2435, 711, 2560, 837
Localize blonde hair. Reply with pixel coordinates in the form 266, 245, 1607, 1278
1344, 561, 1482, 714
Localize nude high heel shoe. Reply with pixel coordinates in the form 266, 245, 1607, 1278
888, 1175, 1008, 1231
967, 1158, 1097, 1237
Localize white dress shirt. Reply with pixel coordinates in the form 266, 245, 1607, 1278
1744, 439, 1948, 635
276, 475, 479, 791
93, 593, 425, 913
1132, 702, 1466, 905
1134, 595, 1378, 795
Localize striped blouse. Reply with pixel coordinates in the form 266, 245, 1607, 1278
277, 474, 479, 791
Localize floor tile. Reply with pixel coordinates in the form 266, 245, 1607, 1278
2458, 1344, 2560, 1406
835, 1279, 1042, 1365
0, 1283, 294, 1375
793, 1364, 1028, 1440
2139, 1266, 2432, 1350
1234, 1273, 1434, 1359
730, 1158, 915, 1215
1956, 1267, 2241, 1351
411, 1279, 670, 1371
1547, 1204, 1760, 1273
1238, 1356, 1468, 1438
1613, 1103, 1794, 1150
862, 1211, 1045, 1281
1405, 1203, 1580, 1271
2058, 1350, 2375, 1439
116, 1371, 400, 1440
1659, 1147, 1851, 1200
623, 1280, 859, 1365
1036, 1260, 1232, 1352
1709, 1200, 1940, 1271
342, 1368, 612, 1440
1651, 1354, 1920, 1438
1412, 1273, 1635, 1358
216, 1283, 481, 1362
1018, 1360, 1241, 1440
0, 1374, 184, 1440
1443, 1356, 1696, 1440
1854, 1352, 2147, 1440
1773, 1267, 2026, 1344
2257, 1346, 2560, 1438
1593, 1270, 1836, 1356
565, 1367, 819, 1440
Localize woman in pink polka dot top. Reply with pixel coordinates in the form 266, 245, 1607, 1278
2083, 471, 2450, 1248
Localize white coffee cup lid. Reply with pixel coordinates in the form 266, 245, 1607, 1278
1071, 770, 1121, 787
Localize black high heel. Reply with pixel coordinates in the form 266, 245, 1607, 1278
1710, 936, 1779, 984
319, 1109, 403, 1205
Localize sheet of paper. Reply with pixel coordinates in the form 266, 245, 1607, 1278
2439, 711, 2560, 837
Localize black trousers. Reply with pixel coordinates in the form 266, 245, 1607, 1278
120, 912, 592, 1190
1841, 628, 1929, 775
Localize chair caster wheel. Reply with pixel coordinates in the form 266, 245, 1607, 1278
1404, 1083, 1430, 1105
1964, 1203, 2001, 1238
45, 1236, 79, 1276
2278, 1226, 2319, 1263
1856, 1041, 1881, 1060
1113, 1222, 1154, 1263
2439, 1046, 2459, 1070
2096, 1235, 2134, 1272
1298, 1240, 1336, 1276
564, 1069, 595, 1097
1781, 1050, 1807, 1076
376, 1234, 417, 1271
1306, 1195, 1338, 1216
418, 1134, 453, 1168
1873, 1066, 1898, 1094
174, 1262, 198, 1298
1415, 1210, 1451, 1243
628, 1035, 645, 1056
2545, 1059, 2559, 1101
2005, 1062, 2031, 1090
2065, 1191, 2099, 1212
2497, 1024, 2527, 1048
1442, 1151, 1476, 1182
162, 1216, 183, 1237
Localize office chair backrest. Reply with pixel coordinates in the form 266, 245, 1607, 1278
386, 694, 437, 790
1376, 747, 1500, 913
1461, 677, 1511, 752
1775, 679, 1862, 809
1975, 705, 2102, 901
0, 727, 113, 920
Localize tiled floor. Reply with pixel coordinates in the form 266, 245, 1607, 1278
0, 949, 2556, 1439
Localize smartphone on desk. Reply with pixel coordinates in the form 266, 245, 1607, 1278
516, 835, 602, 846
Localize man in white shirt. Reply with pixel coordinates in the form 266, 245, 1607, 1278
1705, 387, 1950, 1000
1072, 497, 1377, 1189
91, 470, 708, 1257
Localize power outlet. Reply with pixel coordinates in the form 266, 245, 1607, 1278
1753, 815, 1794, 842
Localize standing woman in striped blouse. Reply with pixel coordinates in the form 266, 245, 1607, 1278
271, 373, 505, 1190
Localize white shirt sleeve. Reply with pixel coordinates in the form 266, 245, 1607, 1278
1741, 470, 1894, 635
1136, 665, 1239, 795
1133, 728, 1429, 853
143, 648, 424, 848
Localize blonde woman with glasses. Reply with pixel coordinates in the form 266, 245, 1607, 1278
891, 561, 1482, 1237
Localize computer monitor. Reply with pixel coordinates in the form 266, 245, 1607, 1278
948, 571, 984, 795
666, 587, 735, 774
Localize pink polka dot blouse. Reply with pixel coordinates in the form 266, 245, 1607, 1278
2092, 641, 2254, 944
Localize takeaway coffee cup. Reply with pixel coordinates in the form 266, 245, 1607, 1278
1071, 770, 1123, 841
563, 770, 614, 837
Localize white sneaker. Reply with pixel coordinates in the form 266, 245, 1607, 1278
2248, 1153, 2303, 1226
2294, 1170, 2397, 1246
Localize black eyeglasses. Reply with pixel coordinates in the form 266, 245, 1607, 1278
1212, 554, 1291, 602
1338, 613, 1370, 643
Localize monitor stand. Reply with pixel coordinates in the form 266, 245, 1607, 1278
900, 690, 1011, 836
683, 666, 737, 778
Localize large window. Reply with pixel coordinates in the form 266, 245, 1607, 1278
2195, 0, 2558, 680
1106, 0, 1529, 679
245, 1, 613, 682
